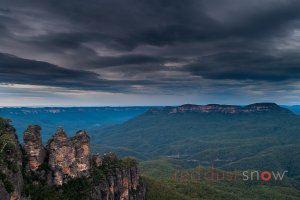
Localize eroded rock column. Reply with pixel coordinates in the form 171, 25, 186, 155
23, 125, 46, 171
47, 128, 90, 185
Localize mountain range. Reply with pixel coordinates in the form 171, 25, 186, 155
0, 107, 149, 142
91, 103, 300, 180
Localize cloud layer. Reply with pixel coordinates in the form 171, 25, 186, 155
1, 0, 300, 105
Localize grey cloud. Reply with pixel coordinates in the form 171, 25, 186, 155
0, 0, 300, 99
0, 53, 100, 86
4, 0, 299, 51
184, 51, 300, 81
40, 0, 300, 49
87, 54, 182, 69
0, 53, 189, 94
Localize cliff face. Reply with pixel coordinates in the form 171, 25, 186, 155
22, 126, 145, 200
91, 154, 145, 200
149, 103, 292, 114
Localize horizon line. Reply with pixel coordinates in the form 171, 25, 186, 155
0, 103, 299, 108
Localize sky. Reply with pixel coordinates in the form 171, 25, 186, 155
1, 0, 300, 106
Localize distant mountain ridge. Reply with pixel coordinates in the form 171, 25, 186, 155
148, 103, 292, 114
0, 106, 150, 114
0, 107, 150, 142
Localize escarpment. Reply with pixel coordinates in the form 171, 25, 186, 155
0, 118, 145, 200
148, 103, 292, 114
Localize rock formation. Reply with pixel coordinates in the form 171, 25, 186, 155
91, 154, 145, 200
0, 118, 145, 200
47, 128, 90, 185
22, 125, 144, 199
23, 125, 46, 171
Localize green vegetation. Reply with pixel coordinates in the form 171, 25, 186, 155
122, 156, 138, 168
143, 176, 192, 200
61, 178, 92, 200
0, 117, 18, 193
3, 179, 14, 193
95, 154, 122, 176
93, 109, 300, 178
24, 178, 93, 200
140, 158, 179, 179
0, 119, 15, 154
141, 159, 300, 200
24, 177, 93, 200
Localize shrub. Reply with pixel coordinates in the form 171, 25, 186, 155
0, 171, 6, 180
7, 161, 19, 173
3, 180, 14, 193
122, 157, 138, 169
92, 168, 106, 184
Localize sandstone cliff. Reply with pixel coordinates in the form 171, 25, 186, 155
90, 154, 145, 200
0, 119, 145, 200
149, 103, 292, 114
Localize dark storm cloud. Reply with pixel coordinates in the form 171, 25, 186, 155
0, 53, 152, 92
0, 53, 190, 94
0, 53, 99, 87
184, 51, 300, 81
21, 0, 300, 49
1, 0, 300, 96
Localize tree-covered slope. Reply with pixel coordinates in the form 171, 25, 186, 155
140, 159, 300, 200
91, 103, 300, 178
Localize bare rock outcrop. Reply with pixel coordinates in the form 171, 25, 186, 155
23, 125, 46, 171
47, 128, 90, 185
